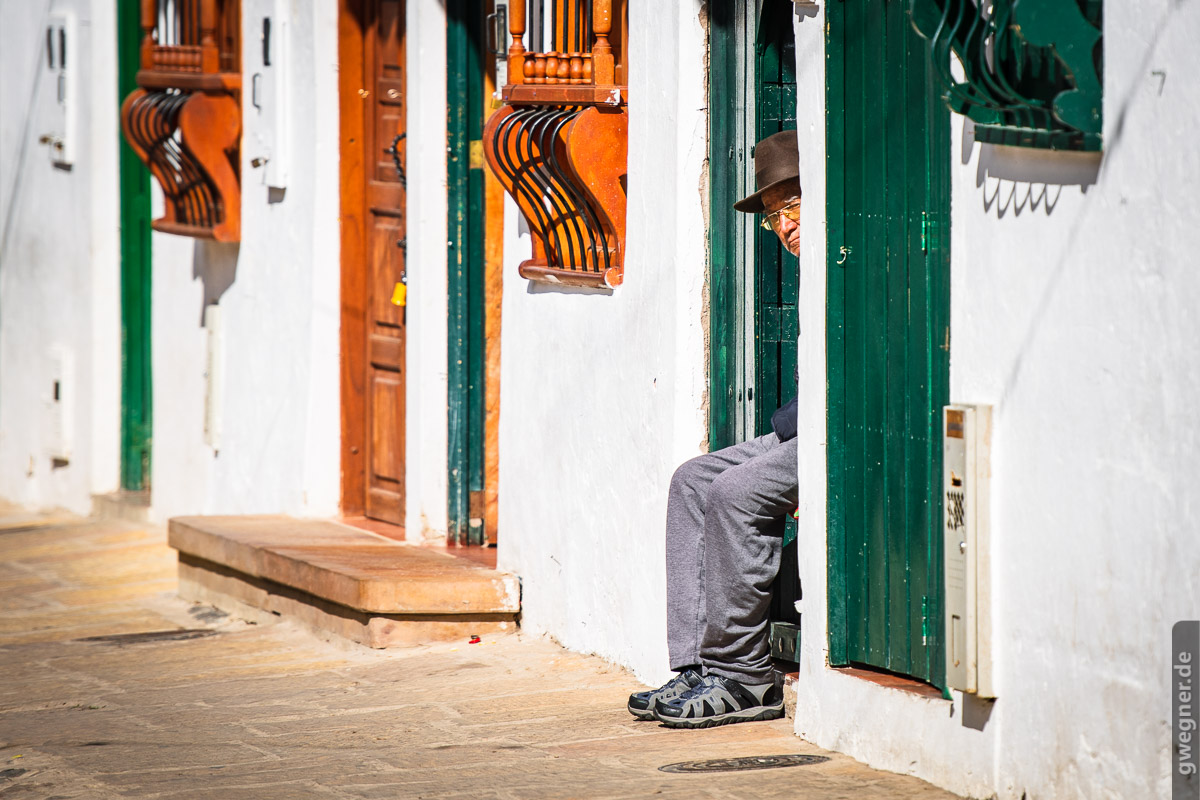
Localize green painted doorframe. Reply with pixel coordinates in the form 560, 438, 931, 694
446, 0, 486, 545
117, 0, 152, 492
825, 0, 951, 687
707, 0, 755, 452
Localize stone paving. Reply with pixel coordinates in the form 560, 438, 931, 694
0, 509, 960, 799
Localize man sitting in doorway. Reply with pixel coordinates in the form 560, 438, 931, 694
628, 130, 802, 729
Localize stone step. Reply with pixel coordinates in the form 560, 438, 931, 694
92, 491, 151, 524
168, 515, 520, 648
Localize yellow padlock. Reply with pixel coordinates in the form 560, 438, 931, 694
390, 281, 407, 307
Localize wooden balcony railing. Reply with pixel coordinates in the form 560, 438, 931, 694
119, 0, 242, 242
484, 0, 629, 288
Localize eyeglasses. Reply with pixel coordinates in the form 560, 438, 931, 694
760, 199, 802, 231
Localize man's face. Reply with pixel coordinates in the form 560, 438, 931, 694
762, 182, 801, 257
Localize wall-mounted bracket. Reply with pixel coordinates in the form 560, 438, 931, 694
484, 104, 627, 288
41, 11, 78, 168
119, 0, 243, 241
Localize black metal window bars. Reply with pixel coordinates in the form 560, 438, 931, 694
124, 89, 226, 230
490, 105, 613, 277
910, 0, 1103, 151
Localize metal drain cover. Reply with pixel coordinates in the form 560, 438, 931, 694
659, 754, 830, 774
76, 629, 218, 645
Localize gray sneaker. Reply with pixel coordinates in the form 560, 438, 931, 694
626, 668, 703, 720
653, 673, 784, 729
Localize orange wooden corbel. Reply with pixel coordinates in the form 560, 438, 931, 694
121, 89, 241, 242
564, 106, 627, 287
483, 104, 628, 288
121, 0, 242, 242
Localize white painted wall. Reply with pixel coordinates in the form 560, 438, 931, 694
496, 2, 709, 685
149, 1, 341, 522
0, 0, 121, 514
404, 0, 449, 542
791, 3, 1200, 798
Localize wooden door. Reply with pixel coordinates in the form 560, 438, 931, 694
826, 0, 951, 686
340, 0, 408, 526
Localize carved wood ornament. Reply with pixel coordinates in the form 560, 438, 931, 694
483, 0, 628, 288
120, 0, 242, 242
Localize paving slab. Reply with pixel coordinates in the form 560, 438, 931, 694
0, 511, 961, 799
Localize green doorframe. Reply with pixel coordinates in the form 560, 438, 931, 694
446, 0, 486, 545
117, 0, 152, 492
825, 0, 951, 687
707, 1, 740, 453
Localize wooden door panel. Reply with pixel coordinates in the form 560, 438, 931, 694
368, 210, 405, 327
362, 0, 407, 525
370, 373, 403, 477
342, 0, 407, 527
826, 0, 950, 686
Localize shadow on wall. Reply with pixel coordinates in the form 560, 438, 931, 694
192, 240, 240, 323
963, 118, 1103, 219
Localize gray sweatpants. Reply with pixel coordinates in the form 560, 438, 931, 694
666, 432, 799, 685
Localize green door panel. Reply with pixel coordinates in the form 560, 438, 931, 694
118, 0, 152, 491
826, 0, 950, 686
707, 1, 741, 452
753, 3, 798, 445
447, 0, 486, 545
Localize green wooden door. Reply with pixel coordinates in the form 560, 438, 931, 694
118, 0, 152, 492
447, 0, 486, 545
826, 0, 950, 686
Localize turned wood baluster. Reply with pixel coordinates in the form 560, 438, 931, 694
199, 0, 219, 74
545, 52, 559, 85
140, 0, 156, 70
569, 53, 582, 84
508, 0, 527, 85
591, 0, 614, 86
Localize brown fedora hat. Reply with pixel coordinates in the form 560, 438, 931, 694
733, 130, 801, 213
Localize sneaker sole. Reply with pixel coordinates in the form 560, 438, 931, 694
627, 703, 657, 721
654, 703, 785, 729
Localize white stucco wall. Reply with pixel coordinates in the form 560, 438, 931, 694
149, 1, 341, 522
496, 2, 709, 685
404, 0, 449, 542
0, 0, 121, 515
791, 3, 1200, 798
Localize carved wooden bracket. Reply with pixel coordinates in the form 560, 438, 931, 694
484, 0, 629, 288
484, 104, 627, 288
122, 88, 241, 241
119, 0, 242, 242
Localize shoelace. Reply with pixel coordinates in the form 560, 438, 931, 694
671, 674, 721, 703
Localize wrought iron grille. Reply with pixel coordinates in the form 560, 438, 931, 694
911, 0, 1102, 151
491, 107, 610, 275
124, 89, 227, 230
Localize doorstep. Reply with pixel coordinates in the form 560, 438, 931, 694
168, 515, 520, 648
